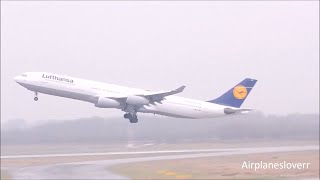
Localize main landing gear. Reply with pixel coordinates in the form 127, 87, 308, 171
123, 113, 138, 123
34, 92, 38, 101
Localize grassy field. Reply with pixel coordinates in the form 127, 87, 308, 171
110, 150, 319, 179
0, 169, 11, 180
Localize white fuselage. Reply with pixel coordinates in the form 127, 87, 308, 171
14, 72, 234, 119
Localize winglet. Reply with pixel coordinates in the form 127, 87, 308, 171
175, 86, 186, 93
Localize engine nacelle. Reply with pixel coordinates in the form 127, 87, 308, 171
95, 97, 121, 108
126, 95, 149, 105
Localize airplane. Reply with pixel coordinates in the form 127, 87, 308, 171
14, 72, 257, 123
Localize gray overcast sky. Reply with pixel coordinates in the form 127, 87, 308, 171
1, 1, 319, 123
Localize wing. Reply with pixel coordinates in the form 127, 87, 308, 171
97, 86, 186, 103
143, 85, 186, 102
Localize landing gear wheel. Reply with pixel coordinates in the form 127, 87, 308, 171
124, 113, 132, 119
129, 115, 138, 123
34, 92, 38, 101
123, 112, 138, 123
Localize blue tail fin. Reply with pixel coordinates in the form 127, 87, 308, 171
208, 78, 257, 108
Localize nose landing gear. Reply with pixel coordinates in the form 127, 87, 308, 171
34, 92, 38, 101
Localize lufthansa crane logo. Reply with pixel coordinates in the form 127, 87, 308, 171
233, 85, 247, 99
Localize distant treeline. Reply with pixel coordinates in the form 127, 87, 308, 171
1, 112, 319, 145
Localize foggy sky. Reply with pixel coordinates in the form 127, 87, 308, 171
1, 1, 319, 123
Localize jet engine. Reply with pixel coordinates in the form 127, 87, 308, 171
126, 95, 149, 105
95, 97, 121, 108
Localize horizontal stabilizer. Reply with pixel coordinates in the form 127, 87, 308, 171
224, 108, 254, 114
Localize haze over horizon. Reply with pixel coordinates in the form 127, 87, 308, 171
1, 1, 319, 123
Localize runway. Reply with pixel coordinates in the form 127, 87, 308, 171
5, 145, 318, 179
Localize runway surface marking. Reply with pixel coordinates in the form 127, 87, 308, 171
157, 170, 192, 179
2, 146, 317, 159
1, 149, 232, 159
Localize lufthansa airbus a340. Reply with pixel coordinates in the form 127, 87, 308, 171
14, 72, 257, 123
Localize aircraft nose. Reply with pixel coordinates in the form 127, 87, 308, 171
14, 76, 22, 82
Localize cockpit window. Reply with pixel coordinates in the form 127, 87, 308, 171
22, 74, 27, 77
